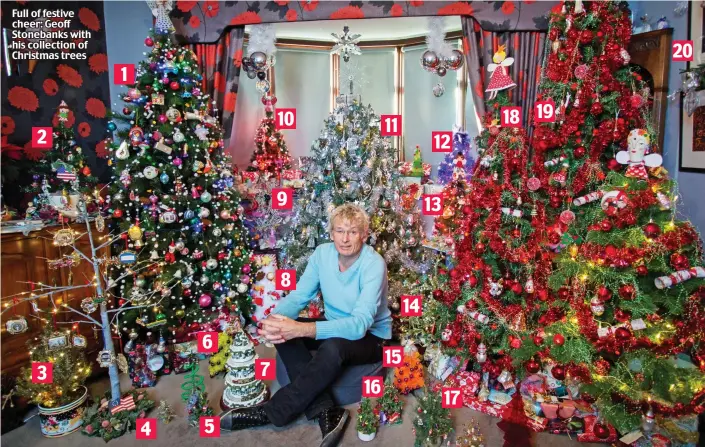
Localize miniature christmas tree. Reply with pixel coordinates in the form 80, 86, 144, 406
376, 376, 403, 425
247, 95, 292, 176
157, 400, 175, 424
208, 331, 234, 377
356, 397, 378, 438
181, 360, 214, 427
15, 324, 92, 408
413, 388, 453, 447
437, 129, 474, 185
455, 419, 485, 447
394, 340, 424, 395
220, 329, 268, 409
410, 146, 425, 177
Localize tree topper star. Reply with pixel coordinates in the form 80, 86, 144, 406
331, 26, 362, 63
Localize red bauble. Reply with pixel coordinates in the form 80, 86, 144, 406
615, 327, 632, 341
449, 269, 459, 278
525, 360, 541, 374
618, 284, 636, 300
462, 205, 472, 215
558, 287, 570, 300
512, 228, 522, 238
537, 289, 549, 302
614, 308, 631, 322
635, 265, 649, 276
551, 364, 566, 381
533, 335, 544, 346
510, 338, 522, 349
553, 333, 565, 346
643, 222, 661, 238
597, 286, 612, 300
118, 299, 126, 306
113, 209, 124, 218
607, 158, 621, 171
170, 81, 180, 90
549, 195, 562, 208
476, 242, 486, 253
600, 219, 613, 231
144, 37, 154, 47
468, 275, 478, 287
593, 423, 610, 439
432, 289, 444, 301
573, 146, 586, 158
605, 245, 618, 259
123, 107, 132, 115
670, 253, 690, 270
183, 288, 192, 297
581, 392, 596, 404
590, 102, 603, 115
548, 232, 561, 244
511, 283, 523, 294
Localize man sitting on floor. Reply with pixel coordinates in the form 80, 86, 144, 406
220, 203, 391, 447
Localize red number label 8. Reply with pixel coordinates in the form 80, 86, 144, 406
276, 269, 296, 291
500, 106, 522, 127
673, 40, 694, 62
422, 194, 443, 216
442, 388, 463, 408
362, 376, 384, 397
534, 101, 555, 123
401, 295, 422, 317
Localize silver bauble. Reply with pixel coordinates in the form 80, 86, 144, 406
433, 83, 445, 97
421, 50, 439, 70
206, 258, 218, 270
199, 207, 210, 218
437, 66, 447, 77
444, 49, 464, 70
246, 70, 257, 79
250, 51, 267, 70
213, 228, 222, 237
175, 240, 185, 251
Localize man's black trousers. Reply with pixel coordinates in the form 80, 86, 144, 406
262, 318, 384, 426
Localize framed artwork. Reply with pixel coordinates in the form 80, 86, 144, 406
680, 1, 705, 173
47, 334, 68, 350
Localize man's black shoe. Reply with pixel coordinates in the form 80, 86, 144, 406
219, 406, 270, 431
318, 407, 349, 447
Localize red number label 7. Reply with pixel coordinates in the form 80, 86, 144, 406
442, 388, 463, 408
256, 358, 275, 380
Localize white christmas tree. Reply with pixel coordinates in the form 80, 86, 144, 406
221, 329, 268, 409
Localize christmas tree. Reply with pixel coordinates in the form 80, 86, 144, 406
15, 325, 91, 408
437, 128, 474, 185
157, 400, 175, 424
247, 94, 292, 176
455, 419, 485, 447
181, 360, 214, 427
26, 101, 98, 197
208, 331, 234, 377
413, 388, 453, 447
220, 329, 268, 409
356, 397, 378, 436
509, 0, 705, 434
107, 22, 252, 337
393, 340, 424, 395
376, 376, 403, 425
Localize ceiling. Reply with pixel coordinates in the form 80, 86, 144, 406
245, 16, 462, 42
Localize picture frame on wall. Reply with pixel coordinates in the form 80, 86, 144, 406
680, 1, 705, 173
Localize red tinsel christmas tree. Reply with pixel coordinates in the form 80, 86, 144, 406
247, 95, 291, 176
510, 0, 705, 435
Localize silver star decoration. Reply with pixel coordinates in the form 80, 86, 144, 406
331, 26, 362, 63
339, 58, 368, 95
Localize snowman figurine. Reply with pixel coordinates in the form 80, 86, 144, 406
615, 129, 662, 180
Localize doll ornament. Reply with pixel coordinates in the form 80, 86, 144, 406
615, 129, 662, 180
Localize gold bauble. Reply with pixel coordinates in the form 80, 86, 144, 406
234, 249, 242, 257
175, 309, 185, 318
128, 225, 143, 241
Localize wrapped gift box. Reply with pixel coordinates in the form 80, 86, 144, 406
170, 348, 197, 374
466, 396, 507, 418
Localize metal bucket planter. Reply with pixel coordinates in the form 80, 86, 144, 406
38, 386, 88, 438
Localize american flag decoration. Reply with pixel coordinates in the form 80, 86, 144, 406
100, 394, 136, 414
56, 165, 77, 182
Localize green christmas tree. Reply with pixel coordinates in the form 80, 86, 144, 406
181, 359, 214, 427
247, 95, 292, 176
376, 376, 403, 425
107, 26, 252, 337
356, 397, 378, 435
413, 388, 453, 447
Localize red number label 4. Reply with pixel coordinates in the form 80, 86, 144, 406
271, 188, 293, 210
275, 269, 296, 291
114, 64, 135, 85
500, 106, 522, 127
400, 295, 422, 317
197, 331, 218, 354
534, 100, 555, 123
32, 362, 53, 384
136, 418, 157, 439
432, 131, 452, 152
32, 127, 53, 149
422, 194, 443, 216
255, 358, 276, 380
362, 376, 384, 398
381, 115, 402, 136
382, 346, 404, 367
673, 40, 694, 62
442, 388, 463, 408
276, 109, 296, 129
200, 416, 220, 438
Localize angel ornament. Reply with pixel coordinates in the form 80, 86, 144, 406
616, 129, 662, 181
486, 45, 516, 100
147, 0, 174, 34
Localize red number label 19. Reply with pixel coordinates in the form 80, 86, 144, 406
534, 100, 555, 123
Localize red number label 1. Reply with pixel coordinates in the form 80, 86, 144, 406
32, 127, 53, 149
255, 358, 276, 380
673, 40, 694, 62
500, 106, 522, 128
381, 115, 402, 136
382, 346, 404, 367
276, 109, 297, 129
362, 376, 384, 398
275, 269, 296, 291
400, 295, 422, 317
197, 331, 218, 354
114, 64, 135, 85
136, 418, 157, 439
200, 416, 220, 438
534, 100, 555, 123
32, 362, 53, 384
422, 194, 443, 216
271, 188, 293, 210
442, 388, 463, 408
432, 131, 452, 152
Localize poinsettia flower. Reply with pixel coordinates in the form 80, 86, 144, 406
390, 4, 403, 16
78, 122, 91, 137
410, 1, 424, 6
275, 0, 289, 5
53, 108, 75, 128
330, 5, 364, 19
95, 139, 109, 158
189, 15, 200, 28
1, 137, 24, 160
177, 0, 197, 12
78, 7, 101, 31
224, 92, 237, 112
43, 78, 59, 96
300, 0, 319, 11
204, 0, 219, 18
88, 53, 108, 74
233, 49, 243, 67
7, 86, 39, 111
285, 9, 297, 21
501, 1, 515, 15
23, 140, 49, 161
1, 116, 16, 136
57, 64, 83, 87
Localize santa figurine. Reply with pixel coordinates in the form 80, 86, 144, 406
452, 152, 467, 180
615, 129, 662, 180
486, 45, 516, 99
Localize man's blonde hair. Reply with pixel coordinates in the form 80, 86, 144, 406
328, 203, 370, 233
